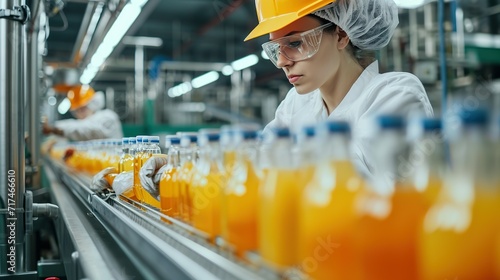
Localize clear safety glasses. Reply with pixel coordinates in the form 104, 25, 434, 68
262, 23, 333, 68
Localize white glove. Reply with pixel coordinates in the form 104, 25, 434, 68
91, 167, 118, 192
111, 171, 134, 196
139, 155, 168, 200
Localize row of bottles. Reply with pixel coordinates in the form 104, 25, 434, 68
49, 108, 500, 280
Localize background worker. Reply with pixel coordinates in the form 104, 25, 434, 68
43, 84, 123, 141
245, 0, 434, 177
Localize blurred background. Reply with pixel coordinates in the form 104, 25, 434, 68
39, 0, 500, 135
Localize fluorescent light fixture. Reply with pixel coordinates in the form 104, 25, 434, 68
191, 71, 219, 88
58, 98, 71, 114
80, 0, 149, 84
231, 54, 259, 71
168, 82, 192, 98
393, 0, 429, 9
122, 36, 163, 47
261, 50, 269, 60
80, 2, 104, 59
221, 65, 234, 76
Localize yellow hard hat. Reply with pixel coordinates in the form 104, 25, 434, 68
244, 0, 336, 41
67, 84, 95, 110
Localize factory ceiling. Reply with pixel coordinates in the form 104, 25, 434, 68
40, 0, 286, 93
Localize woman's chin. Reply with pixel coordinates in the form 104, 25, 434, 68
294, 84, 315, 95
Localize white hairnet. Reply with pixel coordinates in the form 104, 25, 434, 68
87, 91, 105, 112
313, 0, 399, 50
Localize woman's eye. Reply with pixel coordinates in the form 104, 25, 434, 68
287, 40, 302, 48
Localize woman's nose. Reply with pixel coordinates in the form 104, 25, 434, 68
276, 51, 293, 68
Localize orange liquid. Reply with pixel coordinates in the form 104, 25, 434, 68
419, 186, 500, 280
139, 154, 160, 208
119, 154, 134, 173
298, 161, 362, 280
355, 184, 426, 280
178, 161, 194, 222
259, 168, 302, 269
225, 158, 260, 257
191, 168, 223, 240
159, 166, 179, 219
133, 152, 143, 202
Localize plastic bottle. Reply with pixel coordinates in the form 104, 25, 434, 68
355, 115, 424, 280
133, 135, 146, 202
223, 125, 260, 257
119, 137, 133, 173
177, 133, 198, 223
298, 121, 363, 280
159, 136, 181, 219
191, 129, 223, 241
140, 136, 162, 208
420, 108, 499, 280
259, 127, 300, 269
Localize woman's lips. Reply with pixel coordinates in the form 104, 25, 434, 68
288, 75, 302, 84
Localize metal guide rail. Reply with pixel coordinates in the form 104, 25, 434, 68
44, 158, 283, 280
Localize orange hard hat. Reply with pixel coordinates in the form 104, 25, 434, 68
67, 84, 95, 110
244, 0, 336, 41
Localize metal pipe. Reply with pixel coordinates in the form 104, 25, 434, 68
0, 0, 27, 274
424, 3, 436, 57
27, 0, 41, 185
438, 0, 448, 115
135, 45, 144, 124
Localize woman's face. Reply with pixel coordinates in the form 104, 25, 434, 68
269, 16, 341, 94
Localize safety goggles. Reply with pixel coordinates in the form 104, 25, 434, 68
262, 23, 333, 68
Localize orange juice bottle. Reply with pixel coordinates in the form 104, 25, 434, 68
160, 136, 181, 219
355, 115, 425, 280
177, 133, 198, 223
139, 136, 162, 208
420, 108, 500, 280
119, 137, 134, 173
223, 126, 261, 257
408, 118, 445, 205
191, 129, 223, 241
298, 121, 363, 280
259, 127, 300, 270
133, 136, 146, 202
117, 137, 137, 201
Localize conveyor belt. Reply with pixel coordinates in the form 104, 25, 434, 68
44, 158, 279, 280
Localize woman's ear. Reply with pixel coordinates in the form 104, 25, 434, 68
336, 26, 350, 50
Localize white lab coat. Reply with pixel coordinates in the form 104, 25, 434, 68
55, 109, 123, 141
264, 61, 434, 177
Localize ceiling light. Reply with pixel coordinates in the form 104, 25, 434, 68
191, 71, 220, 88
79, 0, 149, 84
80, 2, 104, 59
393, 0, 429, 9
57, 98, 71, 114
231, 54, 259, 71
168, 82, 192, 98
221, 65, 234, 76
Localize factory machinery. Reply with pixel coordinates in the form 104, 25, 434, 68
39, 157, 279, 280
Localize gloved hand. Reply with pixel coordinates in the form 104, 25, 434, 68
111, 171, 134, 196
91, 167, 118, 192
139, 155, 168, 200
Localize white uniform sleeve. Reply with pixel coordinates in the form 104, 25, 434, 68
351, 73, 434, 177
55, 109, 123, 141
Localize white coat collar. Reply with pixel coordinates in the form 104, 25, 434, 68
324, 61, 380, 118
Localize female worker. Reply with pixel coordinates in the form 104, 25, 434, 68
43, 84, 123, 141
245, 0, 434, 176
